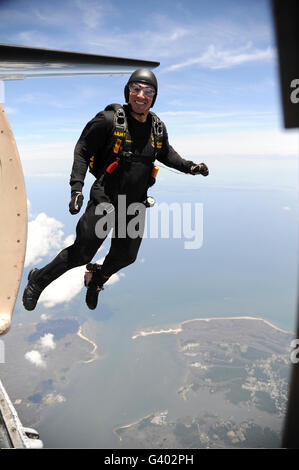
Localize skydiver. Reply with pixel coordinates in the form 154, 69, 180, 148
22, 69, 209, 311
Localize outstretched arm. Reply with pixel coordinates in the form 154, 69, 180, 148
157, 124, 209, 176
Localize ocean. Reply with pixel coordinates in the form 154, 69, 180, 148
29, 173, 298, 448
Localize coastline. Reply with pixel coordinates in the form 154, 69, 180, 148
121, 315, 292, 441
114, 413, 154, 441
131, 315, 292, 340
77, 325, 99, 363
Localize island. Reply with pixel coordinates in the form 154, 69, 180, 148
114, 316, 293, 448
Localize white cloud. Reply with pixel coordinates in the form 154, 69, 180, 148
20, 126, 296, 181
25, 350, 46, 368
27, 173, 65, 178
64, 234, 75, 247
170, 129, 298, 158
39, 256, 124, 308
25, 331, 56, 369
24, 202, 125, 307
84, 9, 272, 66
160, 110, 273, 120
27, 199, 33, 219
40, 313, 51, 321
25, 212, 66, 267
18, 140, 74, 161
85, 22, 196, 61
39, 265, 86, 308
166, 44, 275, 71
106, 272, 125, 286
95, 257, 125, 286
169, 27, 189, 41
76, 0, 107, 29
39, 333, 56, 351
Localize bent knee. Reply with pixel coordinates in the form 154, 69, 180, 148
67, 247, 96, 269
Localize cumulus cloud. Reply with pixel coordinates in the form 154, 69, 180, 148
106, 272, 125, 286
39, 265, 86, 308
25, 332, 56, 368
25, 350, 46, 368
63, 234, 75, 247
39, 333, 56, 352
39, 256, 124, 308
25, 203, 125, 308
25, 212, 65, 267
40, 313, 51, 321
27, 199, 33, 219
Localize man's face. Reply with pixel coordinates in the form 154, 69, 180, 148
128, 82, 155, 115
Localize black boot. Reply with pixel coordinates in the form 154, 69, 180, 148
22, 268, 44, 311
85, 264, 106, 310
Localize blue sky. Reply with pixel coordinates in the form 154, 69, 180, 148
1, 0, 297, 176
1, 3, 298, 448
0, 0, 298, 314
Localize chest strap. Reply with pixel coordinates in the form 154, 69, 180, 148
92, 104, 164, 176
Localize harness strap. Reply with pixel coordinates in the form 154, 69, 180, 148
112, 106, 127, 154
151, 113, 163, 157
89, 104, 163, 177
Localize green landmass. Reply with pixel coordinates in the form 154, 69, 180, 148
116, 317, 292, 448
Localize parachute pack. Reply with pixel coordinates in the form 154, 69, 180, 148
88, 103, 163, 180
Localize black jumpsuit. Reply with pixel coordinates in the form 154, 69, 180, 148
34, 107, 194, 289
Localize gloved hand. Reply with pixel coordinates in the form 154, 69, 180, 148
69, 191, 84, 214
190, 163, 209, 176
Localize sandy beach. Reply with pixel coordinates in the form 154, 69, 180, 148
77, 325, 99, 363
131, 315, 292, 340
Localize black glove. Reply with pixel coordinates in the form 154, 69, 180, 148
69, 191, 84, 215
190, 163, 209, 176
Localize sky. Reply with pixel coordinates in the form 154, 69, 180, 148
0, 0, 298, 314
1, 0, 298, 167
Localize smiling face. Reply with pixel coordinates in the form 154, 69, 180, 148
128, 82, 155, 121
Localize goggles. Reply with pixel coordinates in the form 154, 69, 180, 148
128, 82, 156, 97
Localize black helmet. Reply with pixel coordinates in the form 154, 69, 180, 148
124, 68, 158, 107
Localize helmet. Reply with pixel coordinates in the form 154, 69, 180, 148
124, 68, 158, 107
